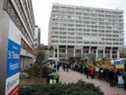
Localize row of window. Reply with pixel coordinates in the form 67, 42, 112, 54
52, 32, 122, 37
52, 9, 122, 17
51, 39, 123, 45
52, 22, 123, 27
51, 36, 122, 41
51, 27, 122, 33
52, 17, 123, 24
52, 14, 122, 21
99, 34, 120, 37
53, 6, 122, 12
101, 38, 123, 41
52, 23, 122, 29
52, 27, 115, 30
51, 22, 122, 28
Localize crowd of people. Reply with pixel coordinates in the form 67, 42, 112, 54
82, 64, 126, 90
60, 62, 126, 90
49, 59, 126, 90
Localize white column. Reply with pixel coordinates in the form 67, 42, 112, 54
117, 49, 120, 59
110, 48, 112, 59
53, 47, 55, 58
74, 46, 76, 57
81, 47, 83, 57
103, 48, 105, 58
89, 47, 91, 54
96, 49, 98, 60
65, 46, 68, 59
57, 46, 59, 59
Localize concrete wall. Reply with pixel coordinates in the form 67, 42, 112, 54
0, 10, 10, 94
0, 10, 10, 80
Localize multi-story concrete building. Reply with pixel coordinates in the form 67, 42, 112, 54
0, 0, 35, 94
49, 4, 124, 60
3, 0, 35, 46
2, 0, 36, 70
34, 25, 41, 48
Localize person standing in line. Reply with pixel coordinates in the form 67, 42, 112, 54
82, 63, 88, 78
85, 65, 89, 79
95, 66, 99, 79
99, 68, 103, 80
89, 67, 95, 79
110, 69, 116, 87
66, 63, 69, 72
123, 70, 126, 90
117, 70, 124, 88
92, 67, 96, 79
63, 63, 65, 71
57, 62, 60, 71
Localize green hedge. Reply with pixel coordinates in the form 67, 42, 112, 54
21, 81, 103, 95
25, 64, 51, 79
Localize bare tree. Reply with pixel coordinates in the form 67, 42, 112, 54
85, 54, 96, 64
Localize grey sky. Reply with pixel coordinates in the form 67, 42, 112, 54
32, 0, 126, 45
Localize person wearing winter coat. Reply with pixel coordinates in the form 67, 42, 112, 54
123, 71, 126, 89
117, 71, 124, 88
82, 64, 89, 78
89, 67, 95, 79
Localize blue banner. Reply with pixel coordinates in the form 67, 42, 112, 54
7, 39, 21, 77
114, 59, 125, 65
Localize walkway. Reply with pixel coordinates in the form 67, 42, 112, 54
58, 69, 126, 95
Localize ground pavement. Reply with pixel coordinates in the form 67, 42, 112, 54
58, 69, 126, 95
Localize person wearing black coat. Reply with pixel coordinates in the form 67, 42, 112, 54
109, 70, 116, 87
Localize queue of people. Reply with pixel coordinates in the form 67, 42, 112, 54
62, 63, 70, 72
48, 59, 126, 90
62, 62, 82, 72
82, 64, 126, 90
62, 61, 126, 90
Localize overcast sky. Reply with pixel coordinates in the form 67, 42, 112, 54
32, 0, 126, 45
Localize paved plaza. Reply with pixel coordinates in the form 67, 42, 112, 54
58, 69, 126, 95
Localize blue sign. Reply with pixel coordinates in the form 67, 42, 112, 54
116, 61, 121, 65
114, 60, 125, 65
7, 39, 21, 77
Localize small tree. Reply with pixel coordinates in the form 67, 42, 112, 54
35, 50, 46, 64
86, 54, 96, 65
26, 50, 51, 79
26, 63, 52, 79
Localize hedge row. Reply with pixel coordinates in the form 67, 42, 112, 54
21, 81, 103, 95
